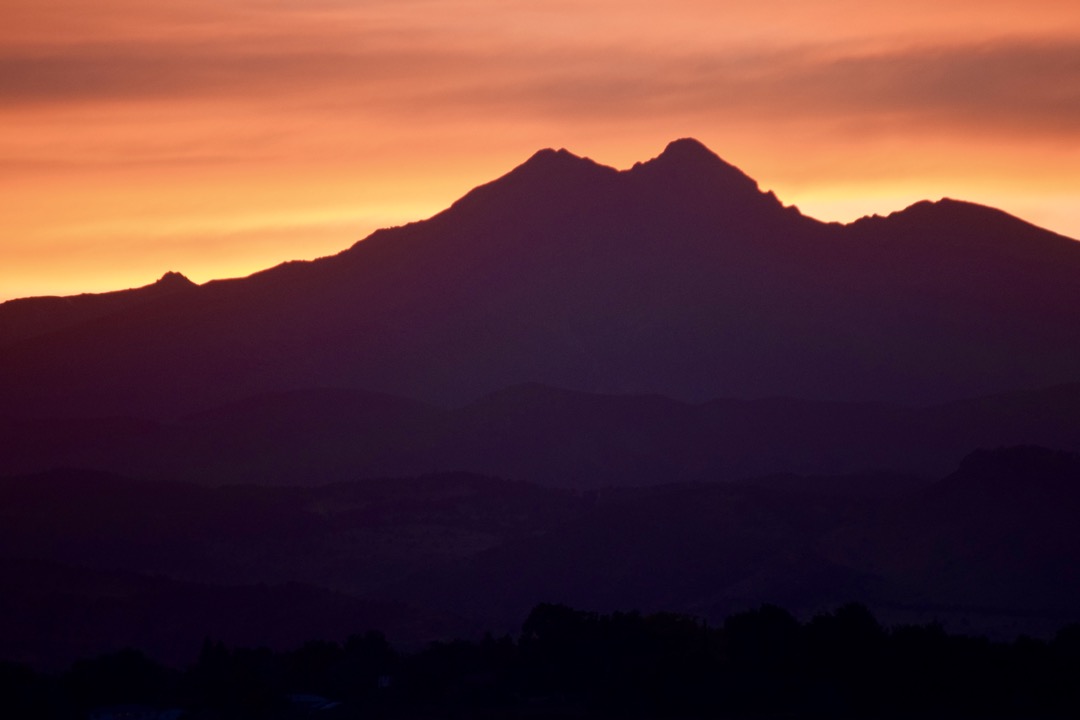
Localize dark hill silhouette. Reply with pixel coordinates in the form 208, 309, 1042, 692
3, 381, 1079, 488
381, 447, 1080, 638
1, 139, 1079, 418
6, 450, 1078, 667
0, 468, 584, 598
0, 556, 447, 669
821, 446, 1080, 631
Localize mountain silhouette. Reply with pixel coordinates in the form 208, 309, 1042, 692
5, 140, 1080, 670
1, 139, 1079, 420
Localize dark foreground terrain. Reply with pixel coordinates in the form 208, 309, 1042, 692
3, 602, 1079, 719
2, 446, 1080, 671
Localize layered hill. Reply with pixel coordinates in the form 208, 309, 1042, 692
4, 382, 1080, 488
2, 139, 1079, 418
3, 448, 1079, 666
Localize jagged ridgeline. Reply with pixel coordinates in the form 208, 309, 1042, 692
2, 139, 1080, 419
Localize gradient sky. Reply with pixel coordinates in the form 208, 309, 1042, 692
3, 0, 1079, 300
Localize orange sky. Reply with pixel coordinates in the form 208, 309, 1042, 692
3, 0, 1079, 300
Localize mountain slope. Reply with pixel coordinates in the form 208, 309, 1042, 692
1, 139, 1079, 418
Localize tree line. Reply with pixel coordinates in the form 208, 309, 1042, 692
4, 602, 1080, 718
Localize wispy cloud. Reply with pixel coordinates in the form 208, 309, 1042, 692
3, 31, 1078, 141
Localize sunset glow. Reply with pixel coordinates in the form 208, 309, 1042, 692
4, 0, 1079, 300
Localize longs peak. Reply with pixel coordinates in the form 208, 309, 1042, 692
448, 138, 779, 226
636, 137, 753, 179
511, 138, 760, 190
2, 139, 1079, 417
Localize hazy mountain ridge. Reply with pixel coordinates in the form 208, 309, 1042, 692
3, 381, 1079, 488
0, 555, 448, 670
3, 447, 1080, 666
820, 446, 1080, 623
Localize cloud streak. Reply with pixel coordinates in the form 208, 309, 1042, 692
3, 33, 1079, 141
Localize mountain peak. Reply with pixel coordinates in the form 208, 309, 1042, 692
526, 147, 579, 162
630, 138, 762, 196
155, 271, 195, 288
445, 145, 616, 215
509, 146, 614, 181
658, 137, 721, 162
643, 138, 743, 172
